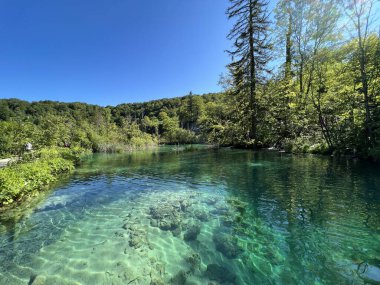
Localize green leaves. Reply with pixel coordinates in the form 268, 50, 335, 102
0, 147, 81, 206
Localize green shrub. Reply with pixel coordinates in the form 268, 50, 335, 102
282, 137, 331, 154
0, 158, 74, 205
22, 147, 89, 165
0, 147, 87, 206
129, 135, 157, 149
309, 143, 330, 154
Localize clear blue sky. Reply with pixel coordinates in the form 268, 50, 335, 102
0, 0, 237, 106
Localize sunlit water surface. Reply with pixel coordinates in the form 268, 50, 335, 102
0, 148, 379, 285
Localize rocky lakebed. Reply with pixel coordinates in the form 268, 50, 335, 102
22, 187, 274, 285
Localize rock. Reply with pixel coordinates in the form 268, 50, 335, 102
204, 197, 218, 205
30, 275, 46, 285
129, 235, 142, 248
170, 270, 187, 285
193, 209, 209, 221
205, 264, 236, 283
149, 204, 182, 231
159, 217, 181, 231
179, 199, 191, 211
184, 224, 201, 241
121, 222, 148, 249
149, 204, 173, 219
186, 252, 201, 272
171, 226, 182, 237
213, 233, 242, 259
150, 219, 159, 227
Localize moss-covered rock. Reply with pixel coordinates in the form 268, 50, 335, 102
193, 208, 209, 221
212, 232, 243, 259
149, 204, 182, 231
184, 223, 201, 241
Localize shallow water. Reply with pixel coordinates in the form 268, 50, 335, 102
0, 147, 380, 285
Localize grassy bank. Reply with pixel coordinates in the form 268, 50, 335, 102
0, 147, 89, 207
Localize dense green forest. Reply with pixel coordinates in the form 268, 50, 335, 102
0, 93, 224, 158
0, 0, 379, 162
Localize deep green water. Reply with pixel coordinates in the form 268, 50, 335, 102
0, 147, 379, 285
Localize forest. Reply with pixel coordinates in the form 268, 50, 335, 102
1, 0, 379, 161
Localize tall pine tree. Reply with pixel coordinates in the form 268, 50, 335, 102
226, 0, 271, 144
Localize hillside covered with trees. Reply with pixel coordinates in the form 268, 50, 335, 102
1, 0, 379, 161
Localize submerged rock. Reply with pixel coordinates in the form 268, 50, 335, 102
184, 223, 201, 241
193, 208, 209, 221
149, 205, 170, 220
159, 216, 181, 231
171, 225, 182, 237
29, 275, 46, 285
150, 219, 159, 227
129, 235, 142, 248
186, 252, 201, 272
179, 199, 191, 211
149, 204, 182, 231
121, 221, 149, 250
205, 264, 236, 283
170, 270, 187, 285
213, 233, 243, 259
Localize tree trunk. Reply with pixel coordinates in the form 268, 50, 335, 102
249, 0, 257, 142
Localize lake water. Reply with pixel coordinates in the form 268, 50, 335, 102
0, 147, 379, 285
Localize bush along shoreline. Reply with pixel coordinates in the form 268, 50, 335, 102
0, 147, 89, 207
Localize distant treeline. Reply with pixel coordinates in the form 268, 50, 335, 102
0, 93, 228, 157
